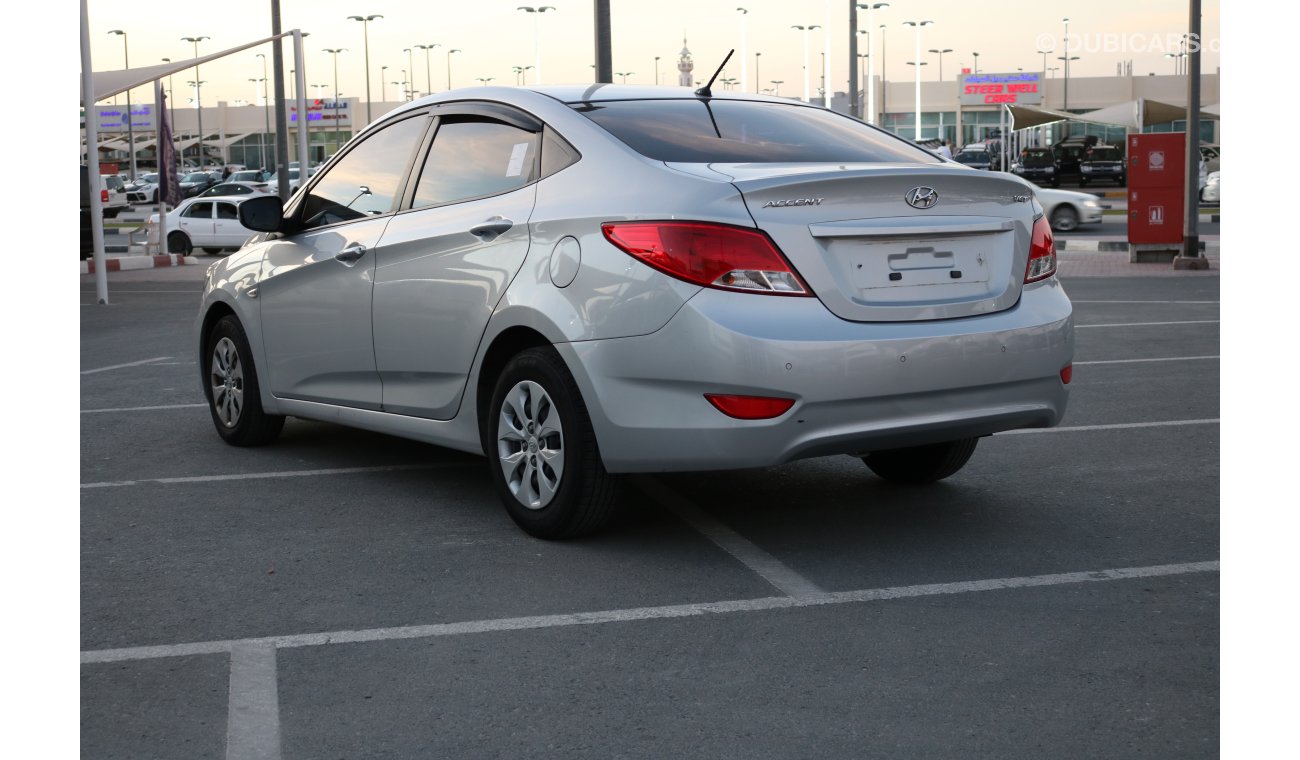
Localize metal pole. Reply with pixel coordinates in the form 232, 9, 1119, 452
823, 2, 832, 108
81, 0, 109, 304
294, 31, 310, 176
110, 31, 137, 180
1181, 0, 1202, 262
271, 3, 291, 204
849, 3, 858, 118
594, 0, 612, 83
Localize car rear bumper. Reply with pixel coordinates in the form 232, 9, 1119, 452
558, 280, 1074, 473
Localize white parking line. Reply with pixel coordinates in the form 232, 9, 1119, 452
998, 419, 1218, 435
635, 476, 824, 599
82, 403, 207, 414
1075, 320, 1219, 329
1075, 355, 1219, 366
226, 643, 282, 760
81, 356, 171, 375
81, 463, 466, 489
79, 560, 1219, 664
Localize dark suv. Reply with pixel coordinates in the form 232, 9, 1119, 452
1012, 148, 1059, 187
1051, 136, 1098, 183
1079, 144, 1126, 187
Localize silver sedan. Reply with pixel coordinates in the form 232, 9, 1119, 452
196, 85, 1073, 538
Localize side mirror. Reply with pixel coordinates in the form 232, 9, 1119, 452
239, 195, 286, 232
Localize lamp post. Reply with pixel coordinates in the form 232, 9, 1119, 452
1058, 54, 1080, 111
323, 48, 346, 110
414, 44, 439, 96
790, 24, 821, 103
655, 56, 661, 85
403, 48, 415, 97
107, 30, 136, 180
902, 21, 933, 141
400, 69, 409, 100
347, 14, 383, 124
879, 25, 888, 124
181, 36, 209, 168
249, 78, 268, 169
755, 52, 761, 93
381, 66, 389, 101
447, 49, 462, 89
1061, 17, 1071, 111
769, 79, 783, 96
972, 51, 980, 74
517, 6, 556, 85
857, 4, 888, 124
615, 71, 634, 83
255, 53, 273, 172
928, 48, 952, 82
475, 77, 495, 86
736, 7, 748, 93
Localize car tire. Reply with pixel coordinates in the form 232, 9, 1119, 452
1050, 205, 1079, 232
167, 231, 192, 255
203, 315, 285, 446
202, 247, 225, 255
861, 438, 979, 484
484, 346, 619, 539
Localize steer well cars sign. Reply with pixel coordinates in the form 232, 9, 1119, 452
959, 72, 1043, 106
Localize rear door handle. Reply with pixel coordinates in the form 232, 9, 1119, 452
335, 244, 366, 266
469, 217, 514, 242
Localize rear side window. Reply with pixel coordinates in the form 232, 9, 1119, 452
411, 119, 540, 208
573, 99, 939, 164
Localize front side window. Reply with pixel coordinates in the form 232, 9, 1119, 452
182, 201, 213, 219
574, 99, 940, 164
298, 114, 429, 230
411, 119, 540, 208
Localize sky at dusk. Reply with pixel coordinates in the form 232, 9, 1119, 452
81, 0, 1221, 106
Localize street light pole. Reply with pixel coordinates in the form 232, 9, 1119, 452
447, 49, 462, 89
791, 25, 821, 103
517, 7, 556, 85
928, 47, 952, 82
736, 7, 748, 93
1058, 54, 1080, 111
1062, 17, 1071, 111
249, 78, 267, 169
181, 36, 209, 168
414, 44, 439, 96
858, 4, 889, 124
615, 71, 634, 83
770, 79, 783, 96
256, 53, 273, 172
107, 30, 136, 180
347, 14, 383, 124
972, 51, 979, 74
755, 52, 761, 94
403, 48, 415, 98
903, 20, 933, 140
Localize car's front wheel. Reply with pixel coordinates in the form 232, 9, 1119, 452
167, 231, 192, 255
484, 347, 619, 539
861, 438, 979, 484
203, 315, 284, 446
1050, 206, 1079, 232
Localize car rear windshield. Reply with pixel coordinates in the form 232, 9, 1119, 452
1087, 147, 1123, 161
571, 99, 940, 164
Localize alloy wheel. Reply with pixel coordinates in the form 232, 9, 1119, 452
209, 337, 245, 428
497, 380, 565, 509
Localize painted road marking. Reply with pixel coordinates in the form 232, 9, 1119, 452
81, 463, 466, 489
635, 476, 824, 599
225, 643, 282, 760
80, 561, 1218, 664
1075, 355, 1218, 365
82, 403, 207, 414
999, 419, 1218, 435
1076, 320, 1219, 329
81, 356, 171, 375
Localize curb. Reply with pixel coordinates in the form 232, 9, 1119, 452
81, 254, 199, 274
1055, 239, 1212, 252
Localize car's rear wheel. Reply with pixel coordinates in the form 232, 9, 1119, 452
167, 231, 192, 255
861, 438, 979, 484
204, 315, 284, 446
1050, 205, 1079, 232
484, 347, 619, 539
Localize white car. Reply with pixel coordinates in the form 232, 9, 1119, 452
1034, 187, 1104, 232
146, 195, 258, 255
1200, 171, 1220, 203
266, 167, 317, 196
100, 174, 130, 218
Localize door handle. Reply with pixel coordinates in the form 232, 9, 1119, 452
335, 244, 366, 266
469, 216, 514, 242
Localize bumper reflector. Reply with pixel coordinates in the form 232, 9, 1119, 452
704, 394, 796, 420
1060, 364, 1073, 385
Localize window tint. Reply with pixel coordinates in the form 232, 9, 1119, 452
216, 202, 239, 220
574, 99, 939, 164
412, 119, 540, 208
540, 126, 580, 178
299, 114, 428, 229
182, 201, 213, 219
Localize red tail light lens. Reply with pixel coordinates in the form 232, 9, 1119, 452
100, 189, 109, 203
602, 221, 810, 296
1025, 215, 1057, 283
704, 394, 796, 420
1059, 363, 1073, 384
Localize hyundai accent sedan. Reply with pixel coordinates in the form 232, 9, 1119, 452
197, 85, 1073, 538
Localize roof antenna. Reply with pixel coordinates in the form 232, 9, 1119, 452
694, 48, 734, 99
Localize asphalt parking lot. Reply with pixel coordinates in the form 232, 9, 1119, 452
81, 261, 1219, 759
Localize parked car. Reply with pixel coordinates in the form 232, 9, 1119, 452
80, 165, 94, 258
1199, 144, 1220, 173
1034, 187, 1104, 232
229, 169, 273, 183
1200, 170, 1220, 203
146, 195, 258, 255
196, 181, 274, 199
126, 172, 161, 204
952, 144, 999, 171
1050, 135, 1098, 183
100, 174, 129, 218
1078, 144, 1126, 187
199, 86, 1073, 538
1010, 147, 1059, 187
266, 167, 317, 195
179, 171, 220, 198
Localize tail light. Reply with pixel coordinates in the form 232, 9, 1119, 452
100, 189, 109, 203
704, 394, 796, 420
1024, 215, 1057, 283
1059, 363, 1073, 384
602, 221, 810, 296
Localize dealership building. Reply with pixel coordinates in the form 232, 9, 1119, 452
84, 69, 1219, 172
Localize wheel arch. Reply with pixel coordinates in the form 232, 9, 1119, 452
474, 325, 555, 437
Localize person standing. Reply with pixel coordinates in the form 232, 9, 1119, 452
938, 138, 953, 159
